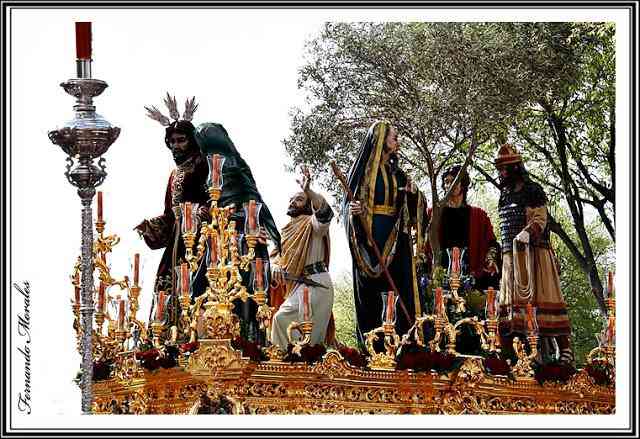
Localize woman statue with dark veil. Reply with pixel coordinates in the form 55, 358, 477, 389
343, 120, 427, 351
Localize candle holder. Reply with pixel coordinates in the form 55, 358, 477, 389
446, 247, 467, 314
287, 320, 314, 356
95, 304, 106, 336
55, 22, 137, 407
187, 184, 257, 342
115, 328, 128, 347
176, 263, 194, 340
263, 344, 287, 362
589, 293, 616, 366
253, 289, 273, 331
364, 291, 401, 370
50, 34, 121, 411
427, 289, 459, 355
512, 306, 539, 378
95, 218, 106, 235
484, 319, 501, 354
447, 272, 467, 314
180, 202, 201, 271
364, 322, 400, 371
511, 334, 539, 379
250, 258, 273, 334
399, 284, 500, 360
208, 186, 222, 224
151, 321, 166, 349
93, 213, 130, 303
126, 284, 148, 341
484, 288, 501, 353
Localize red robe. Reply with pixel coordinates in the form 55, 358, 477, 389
426, 206, 497, 278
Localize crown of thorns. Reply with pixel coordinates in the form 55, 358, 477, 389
144, 92, 199, 126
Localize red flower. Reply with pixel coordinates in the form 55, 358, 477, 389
534, 363, 576, 384
179, 341, 200, 353
338, 347, 367, 368
484, 357, 511, 376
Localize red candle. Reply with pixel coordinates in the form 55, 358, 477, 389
98, 282, 105, 312
607, 271, 614, 299
75, 22, 92, 60
255, 258, 264, 290
156, 291, 166, 321
451, 247, 461, 274
133, 253, 140, 286
184, 202, 193, 232
97, 191, 103, 222
385, 291, 395, 323
118, 300, 125, 329
606, 317, 615, 345
435, 287, 443, 316
486, 287, 495, 319
303, 286, 310, 321
526, 303, 535, 332
74, 272, 80, 305
209, 234, 218, 267
180, 263, 190, 297
248, 200, 257, 231
210, 154, 222, 188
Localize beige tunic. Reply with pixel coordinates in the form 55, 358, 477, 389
270, 212, 334, 349
499, 206, 571, 337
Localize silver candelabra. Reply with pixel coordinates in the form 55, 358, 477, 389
48, 48, 120, 413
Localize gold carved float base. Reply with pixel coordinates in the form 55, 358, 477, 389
92, 341, 614, 415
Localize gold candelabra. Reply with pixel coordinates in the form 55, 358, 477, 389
448, 272, 467, 314
287, 320, 314, 356
181, 188, 262, 341
151, 321, 165, 349
484, 318, 501, 354
364, 322, 401, 371
399, 287, 501, 360
511, 334, 539, 378
70, 207, 149, 372
587, 294, 616, 366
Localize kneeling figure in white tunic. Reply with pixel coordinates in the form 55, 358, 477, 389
270, 167, 334, 349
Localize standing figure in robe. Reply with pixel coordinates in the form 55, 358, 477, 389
344, 120, 426, 350
136, 95, 281, 343
270, 166, 335, 349
135, 96, 210, 333
425, 164, 500, 291
494, 144, 574, 366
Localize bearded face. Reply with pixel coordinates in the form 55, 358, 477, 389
168, 132, 193, 164
497, 164, 523, 190
287, 192, 312, 217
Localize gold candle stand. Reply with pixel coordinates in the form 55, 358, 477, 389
151, 321, 166, 349
512, 334, 538, 378
448, 273, 466, 314
287, 320, 314, 356
485, 318, 501, 353
364, 321, 400, 371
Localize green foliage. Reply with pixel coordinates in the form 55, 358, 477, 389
550, 209, 613, 366
285, 22, 578, 204
293, 22, 617, 364
332, 272, 358, 348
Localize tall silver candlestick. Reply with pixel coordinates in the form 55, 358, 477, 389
48, 45, 120, 414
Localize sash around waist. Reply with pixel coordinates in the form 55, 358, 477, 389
372, 205, 397, 216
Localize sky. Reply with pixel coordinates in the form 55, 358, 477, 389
7, 6, 632, 432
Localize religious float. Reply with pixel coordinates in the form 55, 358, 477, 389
50, 23, 616, 415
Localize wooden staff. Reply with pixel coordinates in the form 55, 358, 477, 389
330, 160, 413, 325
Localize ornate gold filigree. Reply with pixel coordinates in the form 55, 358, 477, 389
187, 339, 245, 375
